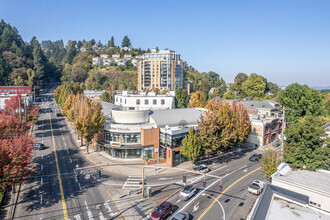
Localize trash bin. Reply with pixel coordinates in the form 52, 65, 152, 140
146, 186, 152, 197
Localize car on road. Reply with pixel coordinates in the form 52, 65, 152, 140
249, 154, 262, 162
248, 180, 265, 195
179, 185, 197, 201
193, 164, 210, 173
150, 201, 174, 220
33, 143, 45, 150
171, 212, 189, 220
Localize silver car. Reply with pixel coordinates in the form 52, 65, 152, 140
179, 185, 197, 201
171, 212, 189, 220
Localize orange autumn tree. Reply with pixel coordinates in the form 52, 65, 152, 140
198, 97, 250, 153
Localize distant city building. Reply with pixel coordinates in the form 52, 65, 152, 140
114, 91, 175, 110
0, 86, 33, 110
92, 57, 103, 66
103, 58, 115, 66
84, 90, 105, 100
138, 49, 184, 91
112, 54, 120, 59
80, 47, 87, 53
100, 54, 109, 59
135, 55, 143, 60
123, 54, 132, 60
115, 58, 127, 66
131, 58, 139, 67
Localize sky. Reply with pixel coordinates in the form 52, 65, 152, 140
1, 0, 330, 87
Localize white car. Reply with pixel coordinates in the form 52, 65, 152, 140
248, 180, 265, 195
193, 164, 210, 174
179, 185, 197, 201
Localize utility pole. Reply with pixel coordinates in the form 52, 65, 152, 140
18, 96, 21, 124
281, 107, 289, 161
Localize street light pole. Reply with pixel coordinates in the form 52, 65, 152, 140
202, 193, 226, 220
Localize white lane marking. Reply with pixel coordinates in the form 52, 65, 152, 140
174, 199, 181, 205
223, 165, 248, 178
159, 177, 173, 180
129, 176, 141, 178
42, 140, 43, 143
73, 214, 82, 220
41, 155, 43, 159
65, 142, 67, 147
190, 165, 227, 184
104, 202, 112, 213
41, 177, 43, 184
73, 169, 76, 174
41, 165, 43, 171
62, 137, 65, 141
40, 194, 43, 204
244, 168, 248, 172
84, 201, 94, 220
193, 202, 200, 212
69, 158, 72, 163
99, 212, 106, 220
174, 164, 248, 216
78, 183, 82, 190
67, 149, 69, 154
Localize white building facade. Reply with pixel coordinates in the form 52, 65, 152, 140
114, 91, 175, 110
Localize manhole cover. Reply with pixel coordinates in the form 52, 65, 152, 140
225, 199, 230, 203
239, 202, 244, 207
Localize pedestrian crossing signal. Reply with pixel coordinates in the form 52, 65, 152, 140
220, 184, 223, 191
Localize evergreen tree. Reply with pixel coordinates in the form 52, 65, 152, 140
189, 91, 206, 108
108, 36, 115, 48
121, 36, 131, 47
181, 128, 202, 162
175, 88, 189, 108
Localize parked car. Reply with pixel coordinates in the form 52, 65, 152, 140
248, 180, 265, 195
171, 212, 189, 220
249, 154, 262, 162
193, 164, 210, 173
150, 201, 174, 220
33, 143, 45, 150
179, 185, 197, 201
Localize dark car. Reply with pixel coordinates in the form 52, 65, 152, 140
193, 165, 210, 174
33, 143, 45, 150
249, 154, 262, 162
171, 212, 189, 220
150, 201, 174, 220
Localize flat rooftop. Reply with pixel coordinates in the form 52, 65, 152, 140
272, 169, 330, 196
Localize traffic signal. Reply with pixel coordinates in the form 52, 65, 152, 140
220, 184, 223, 191
203, 181, 206, 187
75, 174, 79, 182
183, 175, 186, 184
97, 170, 101, 178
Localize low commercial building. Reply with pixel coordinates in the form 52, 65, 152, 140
100, 104, 205, 166
248, 184, 330, 220
0, 86, 33, 110
114, 91, 175, 110
271, 163, 330, 212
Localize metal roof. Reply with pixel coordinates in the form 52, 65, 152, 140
150, 108, 205, 127
238, 100, 281, 111
272, 169, 330, 195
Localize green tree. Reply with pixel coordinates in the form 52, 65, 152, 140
101, 91, 111, 102
175, 88, 189, 108
26, 68, 35, 86
278, 83, 324, 122
108, 36, 115, 48
121, 36, 131, 48
241, 73, 266, 98
32, 39, 46, 81
284, 116, 330, 170
181, 128, 202, 162
232, 73, 248, 94
223, 90, 235, 100
267, 82, 281, 97
261, 149, 281, 178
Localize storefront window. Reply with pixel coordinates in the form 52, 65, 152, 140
106, 132, 141, 143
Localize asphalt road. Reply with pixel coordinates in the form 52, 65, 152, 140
11, 86, 266, 220
14, 87, 123, 220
